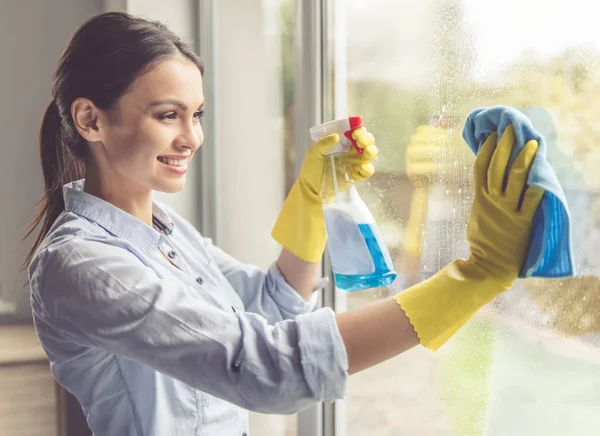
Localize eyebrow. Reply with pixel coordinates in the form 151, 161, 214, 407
146, 99, 205, 111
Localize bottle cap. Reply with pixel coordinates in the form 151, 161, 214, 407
309, 116, 364, 155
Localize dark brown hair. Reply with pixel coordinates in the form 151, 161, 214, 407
23, 11, 203, 268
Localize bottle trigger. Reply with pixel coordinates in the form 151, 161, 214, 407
344, 116, 364, 154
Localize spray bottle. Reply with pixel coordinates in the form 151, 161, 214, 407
310, 117, 397, 292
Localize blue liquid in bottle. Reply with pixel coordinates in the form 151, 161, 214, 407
334, 224, 397, 292
324, 207, 397, 292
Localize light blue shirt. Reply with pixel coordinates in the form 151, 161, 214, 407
28, 180, 348, 436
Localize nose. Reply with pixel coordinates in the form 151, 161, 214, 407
177, 122, 203, 151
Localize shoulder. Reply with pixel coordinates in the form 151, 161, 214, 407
29, 210, 113, 278
28, 215, 149, 307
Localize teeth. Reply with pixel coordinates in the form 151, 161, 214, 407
158, 157, 186, 166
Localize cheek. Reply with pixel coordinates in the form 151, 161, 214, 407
106, 123, 168, 169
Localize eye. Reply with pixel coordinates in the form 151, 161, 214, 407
193, 110, 205, 120
158, 112, 177, 121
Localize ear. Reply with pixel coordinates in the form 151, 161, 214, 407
71, 98, 106, 143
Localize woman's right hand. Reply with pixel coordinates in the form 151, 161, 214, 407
466, 124, 545, 289
392, 124, 544, 351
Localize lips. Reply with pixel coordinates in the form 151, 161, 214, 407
157, 154, 190, 176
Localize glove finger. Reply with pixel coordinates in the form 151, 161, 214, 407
359, 144, 378, 161
473, 131, 497, 191
311, 133, 340, 157
505, 139, 538, 207
488, 125, 515, 195
520, 185, 545, 218
345, 145, 378, 164
351, 127, 375, 149
348, 163, 375, 180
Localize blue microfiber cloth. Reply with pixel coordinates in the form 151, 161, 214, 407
462, 105, 575, 278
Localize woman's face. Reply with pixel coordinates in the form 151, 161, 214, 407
97, 55, 204, 194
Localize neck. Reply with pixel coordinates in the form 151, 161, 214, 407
83, 163, 154, 228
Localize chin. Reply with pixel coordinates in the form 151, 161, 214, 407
155, 179, 186, 194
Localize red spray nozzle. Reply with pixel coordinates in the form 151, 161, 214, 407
344, 116, 364, 154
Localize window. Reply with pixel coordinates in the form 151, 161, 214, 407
337, 0, 600, 434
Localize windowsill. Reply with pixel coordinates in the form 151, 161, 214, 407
0, 324, 47, 365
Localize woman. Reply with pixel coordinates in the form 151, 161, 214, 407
26, 11, 543, 436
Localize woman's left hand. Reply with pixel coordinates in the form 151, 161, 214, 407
271, 127, 377, 263
300, 127, 378, 200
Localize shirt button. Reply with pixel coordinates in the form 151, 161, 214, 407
232, 361, 241, 372
167, 250, 177, 259
196, 276, 204, 285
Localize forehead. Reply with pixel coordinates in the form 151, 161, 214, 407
122, 56, 204, 107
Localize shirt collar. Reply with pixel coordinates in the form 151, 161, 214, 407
63, 180, 175, 253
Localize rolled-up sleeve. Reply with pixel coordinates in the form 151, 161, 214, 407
205, 239, 320, 323
33, 237, 347, 414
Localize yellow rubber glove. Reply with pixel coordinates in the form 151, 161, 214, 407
394, 125, 545, 350
272, 127, 378, 262
405, 124, 473, 181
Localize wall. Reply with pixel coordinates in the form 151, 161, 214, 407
0, 0, 104, 318
216, 0, 285, 269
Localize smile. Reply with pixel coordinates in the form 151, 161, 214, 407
157, 156, 189, 175
157, 156, 187, 166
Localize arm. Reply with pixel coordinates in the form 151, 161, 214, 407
275, 245, 420, 373
32, 236, 344, 415
33, 236, 417, 410
202, 237, 320, 323
337, 298, 418, 374
276, 249, 321, 300
158, 201, 320, 322
201, 234, 418, 374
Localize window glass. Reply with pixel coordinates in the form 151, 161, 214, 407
342, 1, 600, 434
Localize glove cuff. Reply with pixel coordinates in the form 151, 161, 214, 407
393, 259, 506, 351
272, 181, 326, 263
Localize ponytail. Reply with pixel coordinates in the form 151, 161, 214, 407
22, 100, 85, 270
